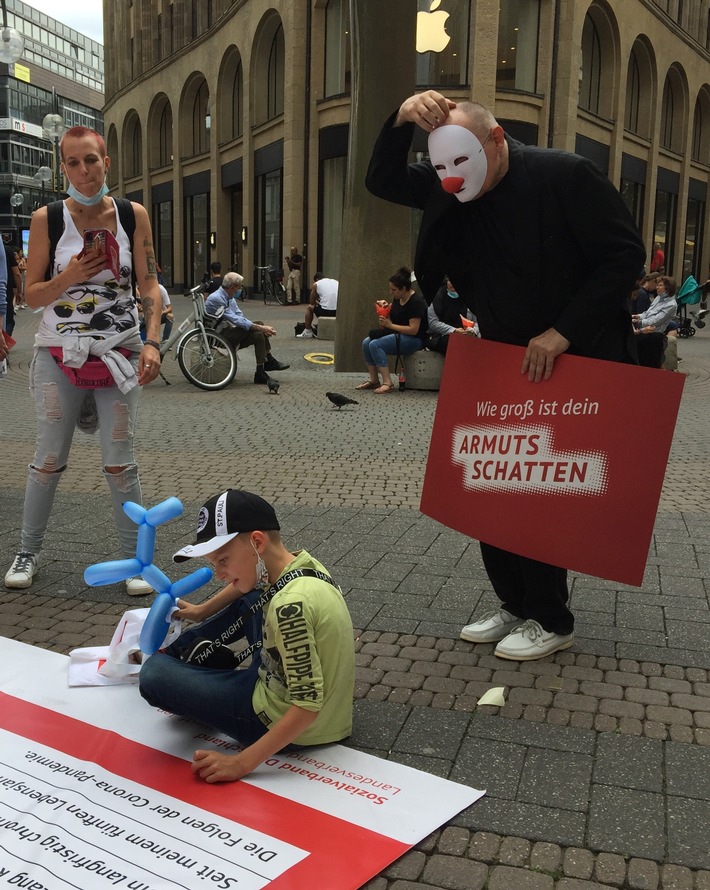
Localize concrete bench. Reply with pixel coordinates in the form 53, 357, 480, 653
315, 316, 337, 340
402, 349, 445, 391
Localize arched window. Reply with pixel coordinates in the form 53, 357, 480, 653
692, 91, 710, 162
253, 15, 285, 126
124, 113, 142, 178
218, 49, 244, 141
106, 126, 119, 184
232, 60, 243, 138
661, 77, 674, 149
495, 0, 539, 92
625, 50, 640, 133
416, 0, 471, 88
192, 80, 210, 155
267, 24, 284, 119
579, 14, 601, 114
325, 0, 351, 96
158, 102, 172, 167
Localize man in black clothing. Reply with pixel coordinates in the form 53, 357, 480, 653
285, 247, 303, 304
366, 90, 645, 662
203, 261, 224, 295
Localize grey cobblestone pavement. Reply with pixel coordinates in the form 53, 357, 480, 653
2, 300, 710, 888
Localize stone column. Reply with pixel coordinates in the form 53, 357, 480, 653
334, 0, 416, 371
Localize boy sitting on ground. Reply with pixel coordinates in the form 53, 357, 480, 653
139, 489, 355, 783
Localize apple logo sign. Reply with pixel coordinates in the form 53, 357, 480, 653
417, 0, 452, 54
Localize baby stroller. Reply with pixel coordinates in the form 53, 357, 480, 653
676, 276, 708, 337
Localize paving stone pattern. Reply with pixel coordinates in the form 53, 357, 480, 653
2, 304, 710, 888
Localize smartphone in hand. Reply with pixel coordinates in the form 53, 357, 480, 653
81, 228, 121, 279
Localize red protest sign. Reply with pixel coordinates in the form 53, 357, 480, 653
421, 336, 684, 586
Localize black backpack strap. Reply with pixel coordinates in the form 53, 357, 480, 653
113, 196, 136, 246
46, 200, 65, 280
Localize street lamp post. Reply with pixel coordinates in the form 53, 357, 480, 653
42, 113, 65, 200
10, 188, 23, 226
0, 0, 23, 64
34, 166, 52, 207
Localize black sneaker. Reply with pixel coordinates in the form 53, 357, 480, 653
254, 370, 271, 384
178, 638, 237, 669
264, 356, 290, 372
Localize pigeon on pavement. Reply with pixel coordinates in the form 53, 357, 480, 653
326, 392, 358, 409
267, 378, 280, 394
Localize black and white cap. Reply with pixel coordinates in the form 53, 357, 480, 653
173, 489, 280, 562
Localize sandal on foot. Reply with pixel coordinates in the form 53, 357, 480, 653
355, 380, 380, 390
374, 382, 395, 394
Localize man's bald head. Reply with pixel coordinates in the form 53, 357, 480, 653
448, 102, 498, 140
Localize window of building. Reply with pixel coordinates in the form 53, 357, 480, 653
154, 201, 173, 287
255, 168, 282, 270
495, 0, 538, 92
683, 196, 704, 281
192, 80, 210, 155
158, 101, 172, 167
579, 14, 601, 114
219, 51, 243, 141
125, 115, 142, 178
624, 41, 652, 139
653, 188, 677, 275
267, 25, 285, 119
230, 186, 243, 270
660, 70, 684, 153
324, 0, 350, 97
691, 93, 710, 162
625, 51, 640, 134
620, 178, 644, 230
416, 0, 470, 88
185, 192, 210, 286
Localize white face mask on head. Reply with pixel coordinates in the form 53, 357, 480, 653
428, 125, 489, 203
251, 541, 270, 591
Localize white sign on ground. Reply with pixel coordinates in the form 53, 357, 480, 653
0, 638, 483, 889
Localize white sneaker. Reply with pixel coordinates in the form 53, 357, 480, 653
297, 329, 315, 338
460, 608, 523, 643
494, 619, 574, 661
126, 577, 153, 596
5, 552, 39, 589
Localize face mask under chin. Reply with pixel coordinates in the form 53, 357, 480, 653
67, 182, 110, 206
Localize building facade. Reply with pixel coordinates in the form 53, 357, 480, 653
0, 0, 104, 248
102, 0, 710, 292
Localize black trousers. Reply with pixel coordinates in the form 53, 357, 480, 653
479, 542, 574, 635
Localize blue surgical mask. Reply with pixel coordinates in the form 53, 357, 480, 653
235, 289, 243, 299
446, 289, 459, 299
67, 182, 110, 206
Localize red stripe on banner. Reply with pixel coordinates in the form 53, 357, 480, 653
0, 692, 408, 889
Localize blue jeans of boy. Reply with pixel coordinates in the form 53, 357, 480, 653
139, 588, 268, 745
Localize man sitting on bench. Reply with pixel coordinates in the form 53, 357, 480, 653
297, 273, 338, 339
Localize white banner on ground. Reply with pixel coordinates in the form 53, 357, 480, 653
0, 638, 484, 889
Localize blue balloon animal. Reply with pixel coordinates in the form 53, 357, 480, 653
84, 497, 212, 655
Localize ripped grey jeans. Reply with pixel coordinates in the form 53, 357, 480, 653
19, 347, 143, 556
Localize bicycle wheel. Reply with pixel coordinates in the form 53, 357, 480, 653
262, 275, 274, 305
177, 329, 237, 391
273, 279, 287, 305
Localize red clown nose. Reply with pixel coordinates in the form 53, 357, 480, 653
441, 176, 465, 194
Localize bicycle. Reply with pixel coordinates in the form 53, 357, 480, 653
254, 265, 286, 305
158, 284, 237, 391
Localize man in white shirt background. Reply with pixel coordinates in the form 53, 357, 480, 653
297, 274, 339, 339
